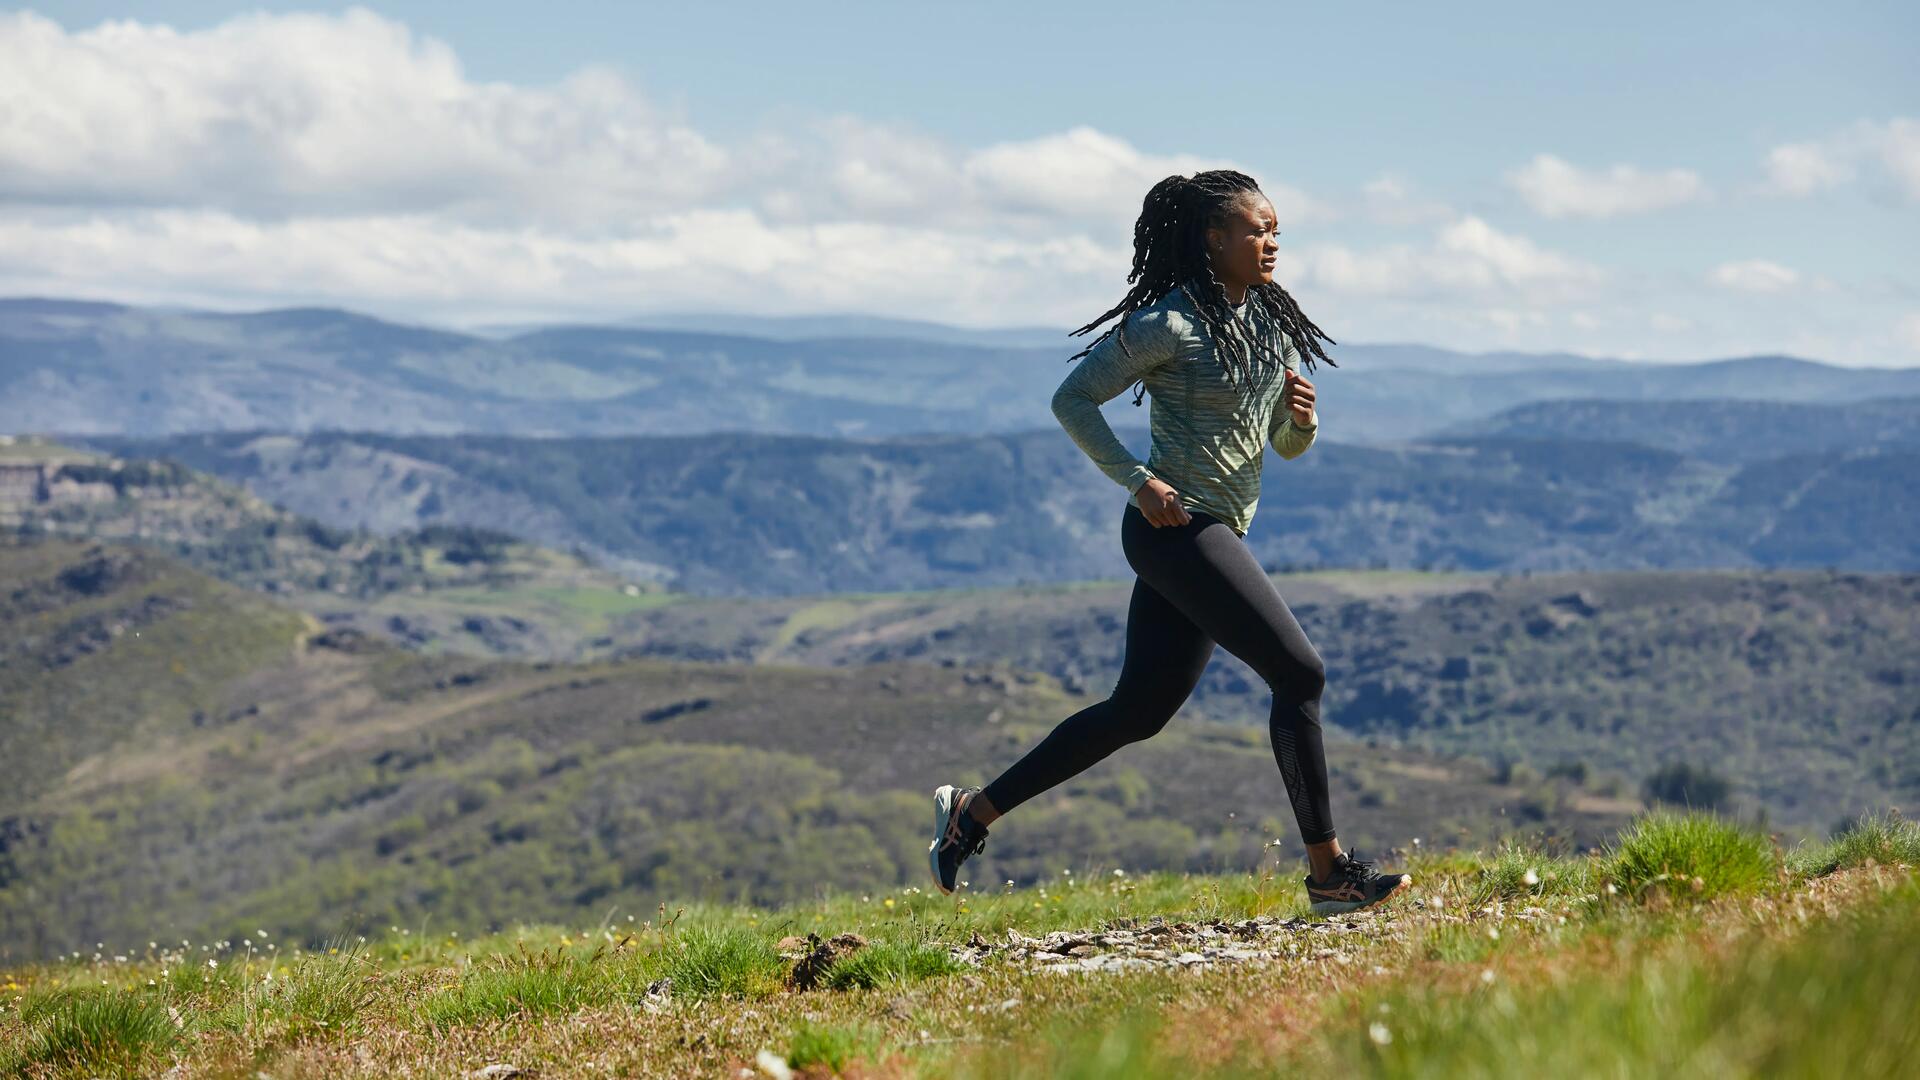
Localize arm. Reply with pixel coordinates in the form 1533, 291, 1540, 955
1051, 312, 1180, 493
1268, 332, 1319, 461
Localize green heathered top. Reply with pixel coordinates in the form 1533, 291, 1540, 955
1050, 283, 1319, 538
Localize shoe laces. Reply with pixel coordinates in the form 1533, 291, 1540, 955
1334, 848, 1380, 883
942, 795, 988, 858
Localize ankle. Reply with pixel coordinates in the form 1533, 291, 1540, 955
1306, 839, 1343, 879
966, 791, 1001, 827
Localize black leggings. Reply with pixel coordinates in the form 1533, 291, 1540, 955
980, 501, 1337, 845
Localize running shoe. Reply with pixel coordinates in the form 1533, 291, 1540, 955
928, 784, 989, 895
1304, 847, 1412, 915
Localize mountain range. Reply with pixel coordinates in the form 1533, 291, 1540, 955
9, 296, 1920, 444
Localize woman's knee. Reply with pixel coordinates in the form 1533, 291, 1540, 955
1260, 649, 1326, 702
1106, 687, 1183, 743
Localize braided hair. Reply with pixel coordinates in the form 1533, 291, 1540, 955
1068, 169, 1337, 407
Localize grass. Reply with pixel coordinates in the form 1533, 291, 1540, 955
659, 925, 787, 1001
5, 985, 181, 1078
1786, 809, 1920, 878
1313, 874, 1920, 1078
1, 809, 1911, 1078
1601, 808, 1781, 901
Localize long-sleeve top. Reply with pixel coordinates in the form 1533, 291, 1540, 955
1050, 283, 1319, 538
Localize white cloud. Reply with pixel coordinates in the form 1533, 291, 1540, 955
1291, 216, 1604, 305
1764, 141, 1855, 196
0, 9, 732, 229
1358, 174, 1453, 226
1763, 117, 1920, 201
1898, 313, 1920, 355
1505, 153, 1709, 218
1709, 259, 1800, 293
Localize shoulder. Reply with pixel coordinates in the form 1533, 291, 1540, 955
1120, 288, 1199, 343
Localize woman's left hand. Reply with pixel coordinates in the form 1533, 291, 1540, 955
1281, 368, 1316, 425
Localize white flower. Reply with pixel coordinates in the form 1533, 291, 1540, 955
1522, 868, 1540, 886
1480, 969, 1496, 984
1369, 1022, 1393, 1045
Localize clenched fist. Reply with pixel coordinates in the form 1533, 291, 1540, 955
1281, 367, 1316, 426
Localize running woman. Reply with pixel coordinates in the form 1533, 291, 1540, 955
929, 169, 1412, 916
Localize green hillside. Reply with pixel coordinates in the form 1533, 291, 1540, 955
0, 538, 1637, 966
586, 567, 1920, 834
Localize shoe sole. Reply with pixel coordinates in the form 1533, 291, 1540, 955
928, 784, 960, 895
1308, 873, 1414, 915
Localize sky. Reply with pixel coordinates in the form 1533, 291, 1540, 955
2, 2, 1917, 364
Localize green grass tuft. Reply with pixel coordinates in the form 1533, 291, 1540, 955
822, 939, 965, 991
418, 943, 610, 1029
1786, 810, 1920, 879
1463, 843, 1591, 907
661, 925, 785, 1001
1601, 809, 1779, 902
13, 986, 181, 1078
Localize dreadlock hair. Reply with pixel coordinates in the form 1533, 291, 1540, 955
1068, 168, 1337, 407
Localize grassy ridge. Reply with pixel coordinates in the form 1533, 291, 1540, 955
0, 811, 1912, 1077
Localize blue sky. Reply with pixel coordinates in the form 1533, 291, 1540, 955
4, 2, 1917, 364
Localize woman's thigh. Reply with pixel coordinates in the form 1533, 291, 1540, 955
1109, 572, 1217, 710
1120, 503, 1321, 691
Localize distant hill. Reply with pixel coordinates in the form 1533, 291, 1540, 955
8, 296, 1919, 444
0, 436, 670, 658
589, 565, 1920, 838
1445, 396, 1920, 463
73, 414, 1920, 595
0, 538, 1634, 963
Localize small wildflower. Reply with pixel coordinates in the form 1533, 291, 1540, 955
1605, 882, 1618, 896
1522, 869, 1539, 887
1487, 927, 1500, 940
1480, 969, 1496, 984
1113, 869, 1126, 878
1412, 838, 1422, 847
1369, 1022, 1392, 1046
883, 898, 895, 909
207, 959, 217, 969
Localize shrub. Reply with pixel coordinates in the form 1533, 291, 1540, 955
1642, 762, 1730, 810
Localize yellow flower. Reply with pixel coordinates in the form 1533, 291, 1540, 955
883, 898, 895, 909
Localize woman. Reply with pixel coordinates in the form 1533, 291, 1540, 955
928, 169, 1412, 915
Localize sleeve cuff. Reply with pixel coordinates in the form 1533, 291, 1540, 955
1123, 466, 1155, 494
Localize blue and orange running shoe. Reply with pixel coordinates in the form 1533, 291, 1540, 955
928, 784, 989, 895
1305, 847, 1413, 914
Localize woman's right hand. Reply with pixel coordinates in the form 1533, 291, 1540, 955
1137, 477, 1193, 527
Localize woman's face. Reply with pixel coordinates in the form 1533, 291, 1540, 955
1206, 194, 1280, 292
